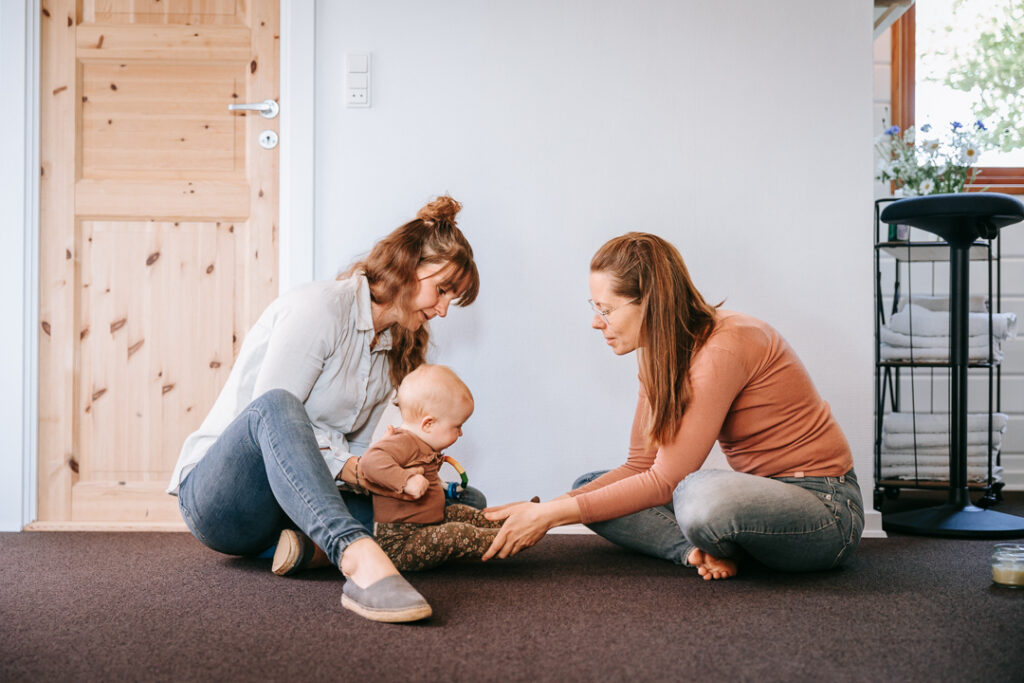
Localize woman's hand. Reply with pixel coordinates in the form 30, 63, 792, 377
481, 497, 581, 561
481, 498, 537, 516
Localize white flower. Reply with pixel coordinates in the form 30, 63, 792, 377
874, 119, 988, 195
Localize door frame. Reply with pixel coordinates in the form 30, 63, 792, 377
3, 0, 316, 531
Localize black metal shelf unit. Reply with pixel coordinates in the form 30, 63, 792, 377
872, 197, 1004, 510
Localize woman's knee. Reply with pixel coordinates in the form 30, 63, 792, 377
673, 470, 733, 540
181, 495, 285, 557
251, 387, 303, 414
248, 388, 313, 439
572, 469, 609, 490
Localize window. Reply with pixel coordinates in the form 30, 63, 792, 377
891, 2, 1024, 193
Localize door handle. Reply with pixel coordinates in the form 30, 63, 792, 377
227, 99, 279, 119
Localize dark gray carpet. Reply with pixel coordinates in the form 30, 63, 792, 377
2, 493, 1023, 682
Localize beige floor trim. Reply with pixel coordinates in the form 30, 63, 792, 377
24, 521, 188, 532
546, 523, 595, 535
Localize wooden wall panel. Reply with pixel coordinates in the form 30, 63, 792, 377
39, 0, 81, 522
77, 25, 250, 60
37, 0, 278, 529
85, 0, 242, 25
78, 221, 234, 483
76, 180, 250, 218
235, 0, 278, 350
81, 63, 243, 178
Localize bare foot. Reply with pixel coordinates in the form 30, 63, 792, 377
687, 548, 738, 581
339, 537, 400, 588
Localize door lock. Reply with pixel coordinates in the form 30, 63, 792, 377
258, 130, 279, 150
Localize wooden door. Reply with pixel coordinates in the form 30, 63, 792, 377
36, 0, 279, 529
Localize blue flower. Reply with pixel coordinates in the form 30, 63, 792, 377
951, 121, 963, 130
921, 123, 932, 133
885, 125, 900, 136
975, 120, 987, 131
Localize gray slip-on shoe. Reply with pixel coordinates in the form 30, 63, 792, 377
341, 575, 432, 623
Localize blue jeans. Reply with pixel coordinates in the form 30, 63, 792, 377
573, 468, 864, 572
178, 389, 488, 566
178, 389, 373, 566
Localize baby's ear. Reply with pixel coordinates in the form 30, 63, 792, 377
420, 415, 435, 432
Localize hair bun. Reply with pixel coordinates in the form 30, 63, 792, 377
417, 195, 462, 223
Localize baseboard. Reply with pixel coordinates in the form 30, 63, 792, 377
546, 523, 595, 535
550, 518, 889, 539
24, 521, 188, 532
862, 509, 887, 538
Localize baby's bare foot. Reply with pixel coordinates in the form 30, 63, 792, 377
687, 548, 738, 581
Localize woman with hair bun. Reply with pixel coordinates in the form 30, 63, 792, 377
168, 195, 480, 622
484, 232, 863, 580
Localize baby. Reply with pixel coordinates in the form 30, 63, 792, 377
358, 364, 502, 571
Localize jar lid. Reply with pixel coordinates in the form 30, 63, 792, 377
992, 542, 1024, 552
992, 543, 1024, 561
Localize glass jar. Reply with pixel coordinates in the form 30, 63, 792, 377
991, 543, 1024, 588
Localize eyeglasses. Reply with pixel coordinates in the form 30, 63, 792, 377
588, 298, 636, 325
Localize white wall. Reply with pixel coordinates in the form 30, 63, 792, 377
314, 0, 878, 526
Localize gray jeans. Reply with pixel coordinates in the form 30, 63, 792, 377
574, 468, 864, 572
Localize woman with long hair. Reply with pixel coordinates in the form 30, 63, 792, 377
485, 232, 863, 580
168, 196, 480, 621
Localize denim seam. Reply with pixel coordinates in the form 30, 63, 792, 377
701, 513, 837, 560
826, 478, 863, 565
248, 403, 370, 559
721, 518, 838, 539
649, 506, 677, 524
177, 495, 211, 546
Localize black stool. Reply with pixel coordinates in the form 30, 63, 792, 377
880, 192, 1024, 538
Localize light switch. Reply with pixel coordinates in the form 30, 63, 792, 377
345, 52, 371, 108
347, 53, 369, 73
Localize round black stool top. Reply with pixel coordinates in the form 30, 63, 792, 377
880, 192, 1024, 245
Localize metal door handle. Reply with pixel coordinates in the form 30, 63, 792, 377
227, 99, 279, 119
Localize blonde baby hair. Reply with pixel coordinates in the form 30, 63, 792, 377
396, 364, 473, 422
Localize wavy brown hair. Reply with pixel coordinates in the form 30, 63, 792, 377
590, 232, 719, 447
343, 195, 479, 389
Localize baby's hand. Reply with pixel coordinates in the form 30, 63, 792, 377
403, 474, 429, 499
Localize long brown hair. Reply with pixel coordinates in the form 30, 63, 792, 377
590, 232, 718, 446
343, 195, 479, 389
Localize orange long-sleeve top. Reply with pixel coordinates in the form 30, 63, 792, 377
569, 310, 853, 525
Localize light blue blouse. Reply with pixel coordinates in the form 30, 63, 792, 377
167, 273, 393, 495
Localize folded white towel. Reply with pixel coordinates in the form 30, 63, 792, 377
883, 431, 1002, 450
879, 326, 996, 349
883, 412, 1009, 434
880, 464, 1002, 482
880, 451, 998, 467
889, 305, 1018, 340
879, 341, 1001, 362
897, 294, 988, 313
880, 444, 994, 458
